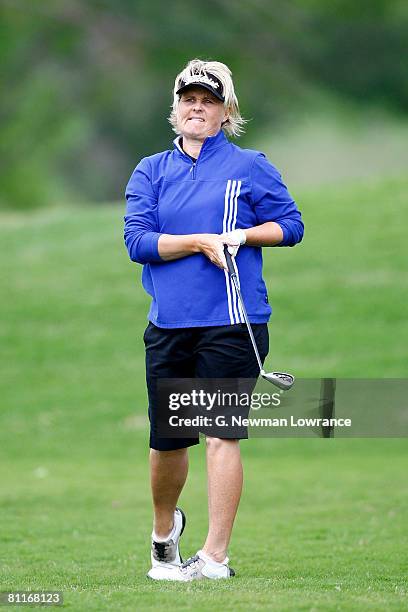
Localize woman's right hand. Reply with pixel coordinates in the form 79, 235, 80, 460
195, 234, 227, 270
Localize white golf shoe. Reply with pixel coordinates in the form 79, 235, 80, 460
147, 507, 186, 580
152, 549, 235, 581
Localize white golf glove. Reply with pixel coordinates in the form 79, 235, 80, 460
220, 228, 247, 257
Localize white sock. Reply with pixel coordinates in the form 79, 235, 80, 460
152, 520, 176, 543
197, 549, 229, 567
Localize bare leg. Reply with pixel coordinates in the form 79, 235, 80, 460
202, 438, 243, 562
150, 448, 189, 538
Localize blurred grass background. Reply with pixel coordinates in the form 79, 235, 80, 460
1, 0, 408, 209
1, 0, 407, 609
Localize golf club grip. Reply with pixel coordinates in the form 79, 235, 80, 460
223, 244, 236, 276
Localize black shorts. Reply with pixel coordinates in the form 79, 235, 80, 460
144, 322, 269, 450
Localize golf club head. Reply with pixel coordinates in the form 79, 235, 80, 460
261, 370, 295, 391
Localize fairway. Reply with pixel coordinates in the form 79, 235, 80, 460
1, 176, 407, 610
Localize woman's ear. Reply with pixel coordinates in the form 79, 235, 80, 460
222, 105, 230, 125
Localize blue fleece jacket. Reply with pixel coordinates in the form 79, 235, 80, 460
124, 130, 303, 328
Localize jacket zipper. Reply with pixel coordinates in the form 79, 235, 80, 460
189, 160, 197, 179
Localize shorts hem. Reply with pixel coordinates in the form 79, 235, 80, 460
149, 438, 200, 451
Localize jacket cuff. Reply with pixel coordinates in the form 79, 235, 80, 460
276, 222, 290, 246
138, 232, 163, 262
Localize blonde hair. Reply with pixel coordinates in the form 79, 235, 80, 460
168, 58, 247, 138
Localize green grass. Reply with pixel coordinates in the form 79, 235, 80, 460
1, 442, 407, 610
1, 176, 407, 610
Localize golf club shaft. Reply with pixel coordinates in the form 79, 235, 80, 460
224, 246, 264, 372
231, 275, 264, 372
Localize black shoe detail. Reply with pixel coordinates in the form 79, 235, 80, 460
176, 507, 186, 562
176, 507, 186, 536
181, 554, 200, 570
152, 540, 171, 562
229, 567, 235, 577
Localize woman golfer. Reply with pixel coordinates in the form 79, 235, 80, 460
124, 59, 303, 581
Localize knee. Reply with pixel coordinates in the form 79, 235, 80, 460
163, 447, 188, 457
150, 447, 188, 462
205, 437, 238, 453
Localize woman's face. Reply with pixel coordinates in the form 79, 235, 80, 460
176, 86, 228, 141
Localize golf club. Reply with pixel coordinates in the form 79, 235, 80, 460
223, 244, 295, 391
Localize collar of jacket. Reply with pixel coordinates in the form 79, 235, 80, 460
173, 130, 228, 162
